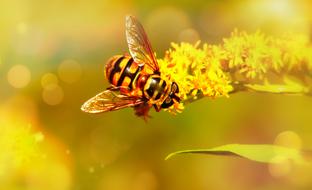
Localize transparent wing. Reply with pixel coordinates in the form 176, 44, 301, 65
126, 15, 159, 71
81, 89, 144, 113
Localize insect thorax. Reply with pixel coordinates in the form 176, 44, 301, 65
143, 75, 169, 104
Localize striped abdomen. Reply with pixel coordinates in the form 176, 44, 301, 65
105, 55, 142, 90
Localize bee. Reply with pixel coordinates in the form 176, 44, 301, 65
81, 15, 180, 119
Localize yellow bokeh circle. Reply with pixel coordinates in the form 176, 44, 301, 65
274, 131, 302, 150
41, 73, 59, 90
42, 84, 64, 105
58, 59, 82, 84
7, 64, 31, 88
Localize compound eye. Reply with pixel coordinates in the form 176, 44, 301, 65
161, 97, 174, 108
165, 97, 172, 104
171, 82, 179, 93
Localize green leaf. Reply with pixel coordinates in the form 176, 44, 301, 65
166, 144, 310, 164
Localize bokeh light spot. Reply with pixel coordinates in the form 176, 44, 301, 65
16, 22, 28, 35
88, 166, 95, 173
41, 73, 59, 90
179, 28, 200, 43
268, 156, 292, 178
42, 84, 64, 105
7, 64, 31, 88
34, 132, 45, 142
65, 149, 71, 155
274, 131, 302, 150
58, 59, 82, 84
145, 7, 191, 49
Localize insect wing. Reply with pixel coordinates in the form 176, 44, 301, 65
81, 89, 144, 113
126, 15, 159, 72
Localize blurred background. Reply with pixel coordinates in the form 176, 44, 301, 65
1, 0, 312, 189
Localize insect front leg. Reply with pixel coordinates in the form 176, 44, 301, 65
134, 102, 152, 121
153, 104, 162, 112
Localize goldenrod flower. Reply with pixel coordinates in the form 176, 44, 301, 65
159, 30, 312, 113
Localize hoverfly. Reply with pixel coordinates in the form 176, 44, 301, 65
81, 15, 180, 119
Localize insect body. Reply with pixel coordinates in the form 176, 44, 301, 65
81, 16, 180, 119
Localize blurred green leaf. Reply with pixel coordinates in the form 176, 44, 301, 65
166, 144, 310, 164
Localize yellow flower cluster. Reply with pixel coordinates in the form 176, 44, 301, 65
222, 30, 312, 80
158, 42, 233, 114
158, 30, 312, 113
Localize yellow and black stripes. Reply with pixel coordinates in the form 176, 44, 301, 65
117, 58, 142, 90
106, 56, 123, 83
105, 55, 180, 110
105, 55, 142, 90
143, 75, 168, 102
